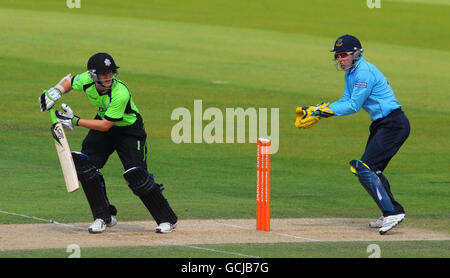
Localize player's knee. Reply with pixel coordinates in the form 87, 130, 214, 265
72, 152, 98, 182
123, 167, 177, 225
349, 159, 372, 175
123, 167, 159, 196
350, 160, 357, 175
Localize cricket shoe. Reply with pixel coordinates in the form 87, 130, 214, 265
107, 215, 117, 228
370, 213, 405, 228
88, 219, 106, 234
396, 213, 406, 223
155, 222, 177, 234
369, 216, 384, 228
379, 215, 399, 235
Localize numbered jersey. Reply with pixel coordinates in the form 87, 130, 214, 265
71, 72, 140, 127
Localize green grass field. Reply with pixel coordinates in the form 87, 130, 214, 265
2, 241, 449, 258
0, 0, 449, 259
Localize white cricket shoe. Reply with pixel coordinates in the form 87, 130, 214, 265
155, 222, 176, 234
107, 215, 117, 228
394, 213, 406, 224
379, 215, 399, 235
370, 213, 405, 228
88, 219, 106, 234
369, 216, 384, 228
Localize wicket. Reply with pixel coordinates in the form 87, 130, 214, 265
257, 138, 271, 231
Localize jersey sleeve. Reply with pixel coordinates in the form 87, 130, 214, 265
104, 84, 130, 122
330, 70, 374, 116
71, 72, 94, 91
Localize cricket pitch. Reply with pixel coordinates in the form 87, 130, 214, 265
1, 218, 449, 251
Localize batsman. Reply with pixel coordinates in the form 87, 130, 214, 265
38, 53, 178, 234
295, 35, 410, 234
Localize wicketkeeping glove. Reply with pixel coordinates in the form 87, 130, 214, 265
294, 105, 320, 129
311, 102, 335, 118
39, 88, 62, 112
55, 104, 80, 131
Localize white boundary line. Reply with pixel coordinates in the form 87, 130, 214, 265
0, 210, 53, 223
0, 210, 87, 231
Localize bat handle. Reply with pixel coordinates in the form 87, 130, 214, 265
49, 108, 58, 124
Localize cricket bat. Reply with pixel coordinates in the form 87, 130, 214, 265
49, 108, 79, 193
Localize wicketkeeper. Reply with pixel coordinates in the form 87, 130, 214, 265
295, 35, 410, 234
38, 53, 178, 233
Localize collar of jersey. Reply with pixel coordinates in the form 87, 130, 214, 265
348, 56, 365, 74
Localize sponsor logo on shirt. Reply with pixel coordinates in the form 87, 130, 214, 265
355, 81, 368, 88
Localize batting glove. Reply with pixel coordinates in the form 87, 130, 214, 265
39, 88, 63, 112
55, 104, 80, 131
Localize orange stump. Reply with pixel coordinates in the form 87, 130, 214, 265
257, 138, 271, 231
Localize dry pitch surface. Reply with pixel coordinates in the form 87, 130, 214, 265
1, 218, 449, 251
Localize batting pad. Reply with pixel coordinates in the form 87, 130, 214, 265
350, 159, 395, 214
123, 167, 177, 225
72, 152, 112, 222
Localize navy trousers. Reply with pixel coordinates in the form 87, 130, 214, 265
361, 108, 410, 216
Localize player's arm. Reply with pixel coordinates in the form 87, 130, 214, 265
55, 74, 73, 94
329, 71, 374, 116
307, 76, 371, 119
297, 81, 351, 126
77, 118, 115, 132
54, 104, 115, 132
38, 74, 73, 112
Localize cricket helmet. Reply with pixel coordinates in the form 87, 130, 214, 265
87, 53, 119, 88
330, 34, 363, 53
330, 35, 364, 70
87, 52, 119, 74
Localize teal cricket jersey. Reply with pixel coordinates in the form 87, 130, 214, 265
71, 72, 140, 127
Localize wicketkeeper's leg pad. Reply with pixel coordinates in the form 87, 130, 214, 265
72, 152, 112, 222
349, 159, 395, 216
124, 167, 178, 225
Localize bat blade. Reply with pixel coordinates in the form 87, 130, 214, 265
50, 110, 79, 193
